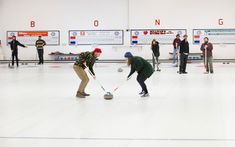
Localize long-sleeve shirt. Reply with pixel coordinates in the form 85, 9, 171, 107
8, 40, 25, 51
151, 42, 160, 57
180, 39, 189, 54
74, 51, 97, 75
200, 42, 213, 57
35, 39, 46, 49
173, 38, 181, 49
127, 56, 154, 79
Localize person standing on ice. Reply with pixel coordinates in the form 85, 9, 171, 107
124, 52, 154, 97
35, 36, 46, 65
200, 37, 213, 74
151, 39, 160, 71
179, 34, 189, 74
73, 48, 102, 98
8, 36, 27, 67
172, 34, 181, 66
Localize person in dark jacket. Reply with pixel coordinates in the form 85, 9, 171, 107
35, 36, 46, 64
172, 34, 181, 66
200, 37, 213, 74
151, 39, 160, 71
73, 48, 102, 98
125, 52, 154, 97
179, 34, 189, 74
8, 36, 27, 67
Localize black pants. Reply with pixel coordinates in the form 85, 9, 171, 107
37, 49, 44, 64
12, 51, 19, 67
152, 53, 160, 70
137, 74, 148, 94
179, 54, 188, 73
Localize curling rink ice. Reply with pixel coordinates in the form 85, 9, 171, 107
0, 62, 235, 147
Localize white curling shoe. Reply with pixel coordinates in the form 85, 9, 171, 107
141, 93, 150, 97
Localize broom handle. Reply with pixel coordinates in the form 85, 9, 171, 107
112, 77, 131, 93
9, 51, 13, 66
35, 49, 37, 66
177, 46, 180, 67
8, 55, 12, 67
205, 46, 207, 71
85, 64, 106, 92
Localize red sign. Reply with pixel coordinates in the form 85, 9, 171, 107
17, 32, 48, 37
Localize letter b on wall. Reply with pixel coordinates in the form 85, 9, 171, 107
30, 21, 36, 27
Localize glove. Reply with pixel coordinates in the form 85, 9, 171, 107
83, 62, 87, 67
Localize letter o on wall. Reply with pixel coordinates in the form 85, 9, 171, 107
94, 20, 99, 27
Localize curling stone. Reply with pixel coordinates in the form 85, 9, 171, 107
104, 92, 113, 100
117, 67, 123, 72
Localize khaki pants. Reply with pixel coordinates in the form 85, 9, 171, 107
204, 56, 213, 73
73, 65, 89, 93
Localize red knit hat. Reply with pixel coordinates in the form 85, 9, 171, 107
94, 48, 102, 53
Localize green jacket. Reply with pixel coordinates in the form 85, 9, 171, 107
127, 56, 154, 78
75, 51, 97, 75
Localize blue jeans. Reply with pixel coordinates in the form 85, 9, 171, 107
173, 48, 178, 64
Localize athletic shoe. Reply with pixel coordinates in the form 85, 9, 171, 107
141, 93, 150, 97
156, 69, 161, 72
204, 71, 209, 74
76, 92, 86, 98
139, 91, 144, 95
83, 92, 90, 96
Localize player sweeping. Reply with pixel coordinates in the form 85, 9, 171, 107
124, 52, 154, 97
73, 48, 102, 98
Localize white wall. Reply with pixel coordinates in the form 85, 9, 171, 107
0, 0, 128, 60
129, 0, 235, 59
0, 0, 235, 60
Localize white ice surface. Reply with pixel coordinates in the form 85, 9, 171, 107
0, 62, 235, 147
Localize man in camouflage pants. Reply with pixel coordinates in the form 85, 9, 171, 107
73, 48, 102, 98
